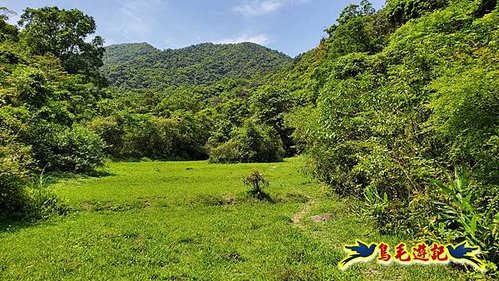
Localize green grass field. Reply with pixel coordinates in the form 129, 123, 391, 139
0, 158, 476, 280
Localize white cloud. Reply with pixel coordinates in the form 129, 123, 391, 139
233, 0, 308, 17
119, 0, 167, 40
215, 33, 272, 45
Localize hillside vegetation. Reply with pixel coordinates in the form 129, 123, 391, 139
101, 42, 292, 89
282, 0, 499, 270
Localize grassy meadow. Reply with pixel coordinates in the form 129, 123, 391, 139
0, 158, 478, 280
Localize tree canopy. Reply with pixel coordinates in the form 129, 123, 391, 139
18, 6, 105, 83
101, 42, 292, 90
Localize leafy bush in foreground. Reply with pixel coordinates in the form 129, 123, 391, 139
48, 125, 105, 172
0, 140, 33, 217
0, 136, 67, 220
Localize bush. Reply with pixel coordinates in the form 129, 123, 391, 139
87, 116, 123, 157
209, 122, 284, 163
89, 112, 208, 161
0, 140, 33, 217
386, 0, 450, 24
122, 113, 207, 160
24, 172, 70, 220
432, 170, 499, 270
243, 170, 271, 201
0, 137, 67, 220
428, 67, 499, 185
208, 141, 242, 164
32, 124, 105, 172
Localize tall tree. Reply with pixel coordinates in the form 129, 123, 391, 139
18, 7, 105, 84
0, 7, 18, 42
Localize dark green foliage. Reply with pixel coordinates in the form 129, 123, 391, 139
40, 125, 105, 172
88, 89, 211, 161
0, 8, 18, 42
209, 122, 284, 164
18, 7, 105, 84
334, 0, 376, 26
386, 0, 451, 24
101, 42, 292, 90
285, 0, 499, 270
325, 0, 392, 58
120, 113, 207, 160
96, 38, 299, 164
0, 131, 68, 220
429, 67, 499, 184
93, 40, 295, 164
0, 140, 32, 217
250, 86, 295, 156
432, 170, 499, 266
89, 72, 292, 163
0, 6, 105, 219
1, 46, 106, 172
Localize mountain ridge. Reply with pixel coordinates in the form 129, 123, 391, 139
101, 41, 293, 89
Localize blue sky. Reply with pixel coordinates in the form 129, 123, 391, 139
0, 0, 385, 57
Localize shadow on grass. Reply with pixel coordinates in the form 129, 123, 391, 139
41, 169, 114, 186
0, 217, 31, 233
247, 190, 275, 203
191, 191, 278, 207
0, 214, 60, 234
0, 168, 113, 234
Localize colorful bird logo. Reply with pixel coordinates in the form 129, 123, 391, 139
338, 240, 487, 272
446, 242, 485, 271
338, 240, 377, 270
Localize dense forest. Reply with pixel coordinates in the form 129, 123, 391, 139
102, 42, 292, 89
1, 0, 498, 274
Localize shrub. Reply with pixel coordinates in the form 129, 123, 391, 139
0, 140, 33, 217
243, 170, 271, 201
23, 170, 69, 220
208, 141, 242, 164
89, 112, 208, 161
209, 122, 284, 163
0, 136, 68, 220
87, 116, 123, 157
33, 124, 105, 172
432, 169, 499, 270
428, 67, 499, 185
386, 0, 450, 24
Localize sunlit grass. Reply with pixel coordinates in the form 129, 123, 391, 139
0, 158, 476, 280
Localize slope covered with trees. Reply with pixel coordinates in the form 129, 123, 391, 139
101, 42, 292, 89
281, 0, 499, 271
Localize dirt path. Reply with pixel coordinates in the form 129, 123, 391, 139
291, 199, 315, 225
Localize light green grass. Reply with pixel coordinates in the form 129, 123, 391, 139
0, 158, 478, 280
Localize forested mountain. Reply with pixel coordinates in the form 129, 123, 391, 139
101, 42, 292, 89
